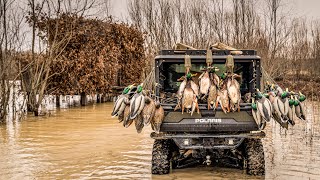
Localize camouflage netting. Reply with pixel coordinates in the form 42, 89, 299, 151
30, 13, 146, 95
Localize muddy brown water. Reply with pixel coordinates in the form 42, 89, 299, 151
0, 102, 319, 179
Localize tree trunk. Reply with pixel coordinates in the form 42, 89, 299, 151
56, 95, 60, 107
97, 94, 101, 103
81, 92, 86, 106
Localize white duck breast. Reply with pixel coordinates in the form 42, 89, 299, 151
256, 97, 272, 122
227, 78, 240, 104
111, 94, 126, 116
177, 79, 187, 98
190, 80, 199, 96
199, 71, 211, 96
182, 88, 194, 109
117, 96, 129, 117
130, 93, 145, 119
275, 97, 288, 122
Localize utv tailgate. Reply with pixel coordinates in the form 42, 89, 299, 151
160, 104, 258, 132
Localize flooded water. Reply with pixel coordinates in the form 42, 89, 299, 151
0, 102, 319, 179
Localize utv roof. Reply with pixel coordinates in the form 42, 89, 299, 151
155, 49, 261, 62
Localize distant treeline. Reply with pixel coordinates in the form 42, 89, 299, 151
128, 0, 320, 80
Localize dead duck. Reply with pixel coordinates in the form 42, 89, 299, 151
208, 66, 220, 88
287, 95, 295, 126
182, 81, 195, 114
216, 82, 230, 114
207, 84, 217, 110
130, 83, 145, 120
111, 85, 132, 117
227, 74, 241, 112
255, 89, 272, 122
268, 91, 288, 129
174, 76, 187, 111
199, 70, 211, 99
175, 73, 198, 111
269, 89, 289, 123
142, 96, 156, 126
151, 101, 164, 133
251, 98, 266, 130
294, 96, 306, 120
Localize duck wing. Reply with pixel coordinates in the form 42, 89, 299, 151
135, 114, 144, 133
151, 105, 164, 133
142, 98, 156, 125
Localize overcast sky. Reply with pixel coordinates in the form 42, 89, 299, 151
109, 0, 320, 21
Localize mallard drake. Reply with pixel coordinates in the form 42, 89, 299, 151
207, 84, 217, 110
294, 96, 306, 120
174, 76, 187, 111
298, 91, 306, 102
268, 91, 288, 129
151, 101, 164, 133
208, 66, 220, 88
182, 82, 195, 114
216, 83, 230, 114
255, 89, 272, 122
142, 96, 156, 125
199, 70, 211, 99
130, 83, 145, 120
251, 98, 266, 130
287, 95, 295, 126
227, 75, 241, 112
111, 85, 132, 117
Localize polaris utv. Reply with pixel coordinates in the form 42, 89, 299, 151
151, 49, 265, 175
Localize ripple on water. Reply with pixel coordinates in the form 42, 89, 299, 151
0, 102, 319, 179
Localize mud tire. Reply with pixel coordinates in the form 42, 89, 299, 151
244, 138, 265, 176
151, 139, 172, 174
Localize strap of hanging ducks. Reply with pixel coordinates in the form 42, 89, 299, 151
184, 54, 192, 74
206, 49, 213, 67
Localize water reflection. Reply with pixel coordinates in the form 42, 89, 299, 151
0, 102, 319, 179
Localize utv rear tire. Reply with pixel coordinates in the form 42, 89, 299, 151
244, 138, 265, 175
151, 139, 172, 174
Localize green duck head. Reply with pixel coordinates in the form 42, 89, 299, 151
251, 98, 257, 110
293, 96, 300, 106
256, 89, 263, 99
122, 84, 134, 94
186, 72, 192, 80
289, 95, 295, 106
137, 83, 143, 93
221, 73, 226, 80
299, 91, 306, 102
281, 88, 289, 99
